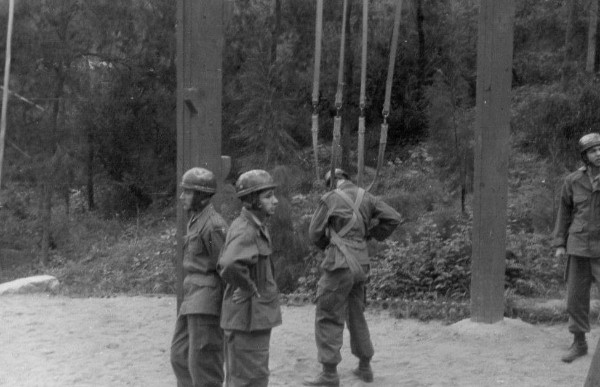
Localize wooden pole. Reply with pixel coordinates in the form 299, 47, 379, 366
0, 0, 15, 193
470, 0, 515, 323
584, 336, 600, 386
175, 0, 231, 311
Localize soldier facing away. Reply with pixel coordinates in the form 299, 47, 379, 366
554, 133, 600, 363
170, 167, 229, 387
218, 169, 282, 387
303, 168, 402, 386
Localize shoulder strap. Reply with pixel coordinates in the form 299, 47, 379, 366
334, 188, 366, 237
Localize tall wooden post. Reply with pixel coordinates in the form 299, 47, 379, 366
585, 336, 600, 386
470, 0, 515, 323
176, 0, 231, 310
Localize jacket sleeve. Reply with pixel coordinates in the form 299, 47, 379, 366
218, 226, 259, 293
552, 179, 573, 248
308, 199, 331, 250
368, 196, 402, 241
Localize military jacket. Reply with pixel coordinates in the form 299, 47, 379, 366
553, 166, 600, 257
219, 208, 282, 331
308, 181, 402, 270
179, 203, 228, 316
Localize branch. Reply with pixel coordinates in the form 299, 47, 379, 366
0, 86, 45, 112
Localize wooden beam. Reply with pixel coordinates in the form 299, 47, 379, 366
470, 0, 515, 323
585, 336, 600, 386
175, 0, 230, 310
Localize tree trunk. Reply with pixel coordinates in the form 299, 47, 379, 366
415, 0, 426, 98
86, 130, 95, 210
587, 0, 598, 73
40, 179, 52, 265
40, 69, 64, 265
562, 0, 578, 89
270, 0, 281, 65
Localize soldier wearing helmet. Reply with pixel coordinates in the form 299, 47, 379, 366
553, 133, 600, 363
218, 169, 281, 387
170, 167, 228, 387
304, 169, 401, 386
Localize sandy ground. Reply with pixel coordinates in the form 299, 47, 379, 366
0, 294, 598, 387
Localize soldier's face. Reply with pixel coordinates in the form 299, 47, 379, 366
586, 145, 600, 167
180, 189, 195, 211
258, 189, 278, 217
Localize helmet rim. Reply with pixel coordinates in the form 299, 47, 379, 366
181, 167, 217, 194
235, 169, 278, 198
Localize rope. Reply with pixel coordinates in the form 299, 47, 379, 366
367, 0, 403, 192
311, 0, 324, 181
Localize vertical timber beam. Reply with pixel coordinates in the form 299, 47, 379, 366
585, 335, 600, 386
176, 0, 229, 311
470, 0, 515, 323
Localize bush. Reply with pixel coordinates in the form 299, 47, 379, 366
369, 214, 472, 301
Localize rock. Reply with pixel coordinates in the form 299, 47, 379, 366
0, 275, 60, 295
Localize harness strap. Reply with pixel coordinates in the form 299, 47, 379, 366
357, 0, 368, 187
311, 0, 324, 181
383, 0, 403, 117
330, 0, 349, 188
334, 188, 366, 237
367, 0, 403, 192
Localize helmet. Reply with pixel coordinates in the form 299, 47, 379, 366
181, 167, 217, 194
579, 133, 600, 154
324, 168, 349, 185
235, 169, 277, 198
579, 133, 600, 164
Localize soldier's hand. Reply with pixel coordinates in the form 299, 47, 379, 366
555, 247, 566, 260
232, 287, 260, 304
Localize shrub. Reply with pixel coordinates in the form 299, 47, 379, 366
369, 214, 472, 301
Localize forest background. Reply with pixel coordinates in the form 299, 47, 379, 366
0, 0, 598, 322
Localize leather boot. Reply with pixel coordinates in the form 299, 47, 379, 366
352, 357, 374, 383
303, 363, 340, 387
562, 333, 588, 363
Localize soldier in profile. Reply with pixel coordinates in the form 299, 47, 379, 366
170, 167, 228, 387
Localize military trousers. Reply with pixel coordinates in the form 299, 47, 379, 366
314, 266, 374, 365
224, 329, 271, 387
170, 313, 224, 387
566, 255, 600, 334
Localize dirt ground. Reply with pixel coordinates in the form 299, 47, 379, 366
0, 294, 598, 387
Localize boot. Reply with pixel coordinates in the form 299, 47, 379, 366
352, 357, 374, 383
303, 363, 340, 387
561, 333, 588, 363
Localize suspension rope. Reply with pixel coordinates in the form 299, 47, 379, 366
357, 0, 368, 187
367, 0, 403, 192
330, 0, 348, 189
311, 0, 324, 181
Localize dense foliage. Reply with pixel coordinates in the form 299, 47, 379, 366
1, 0, 600, 322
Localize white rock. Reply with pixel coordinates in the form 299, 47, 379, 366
0, 275, 60, 295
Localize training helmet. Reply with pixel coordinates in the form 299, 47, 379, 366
324, 168, 350, 185
181, 167, 217, 194
579, 133, 600, 164
235, 169, 277, 198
